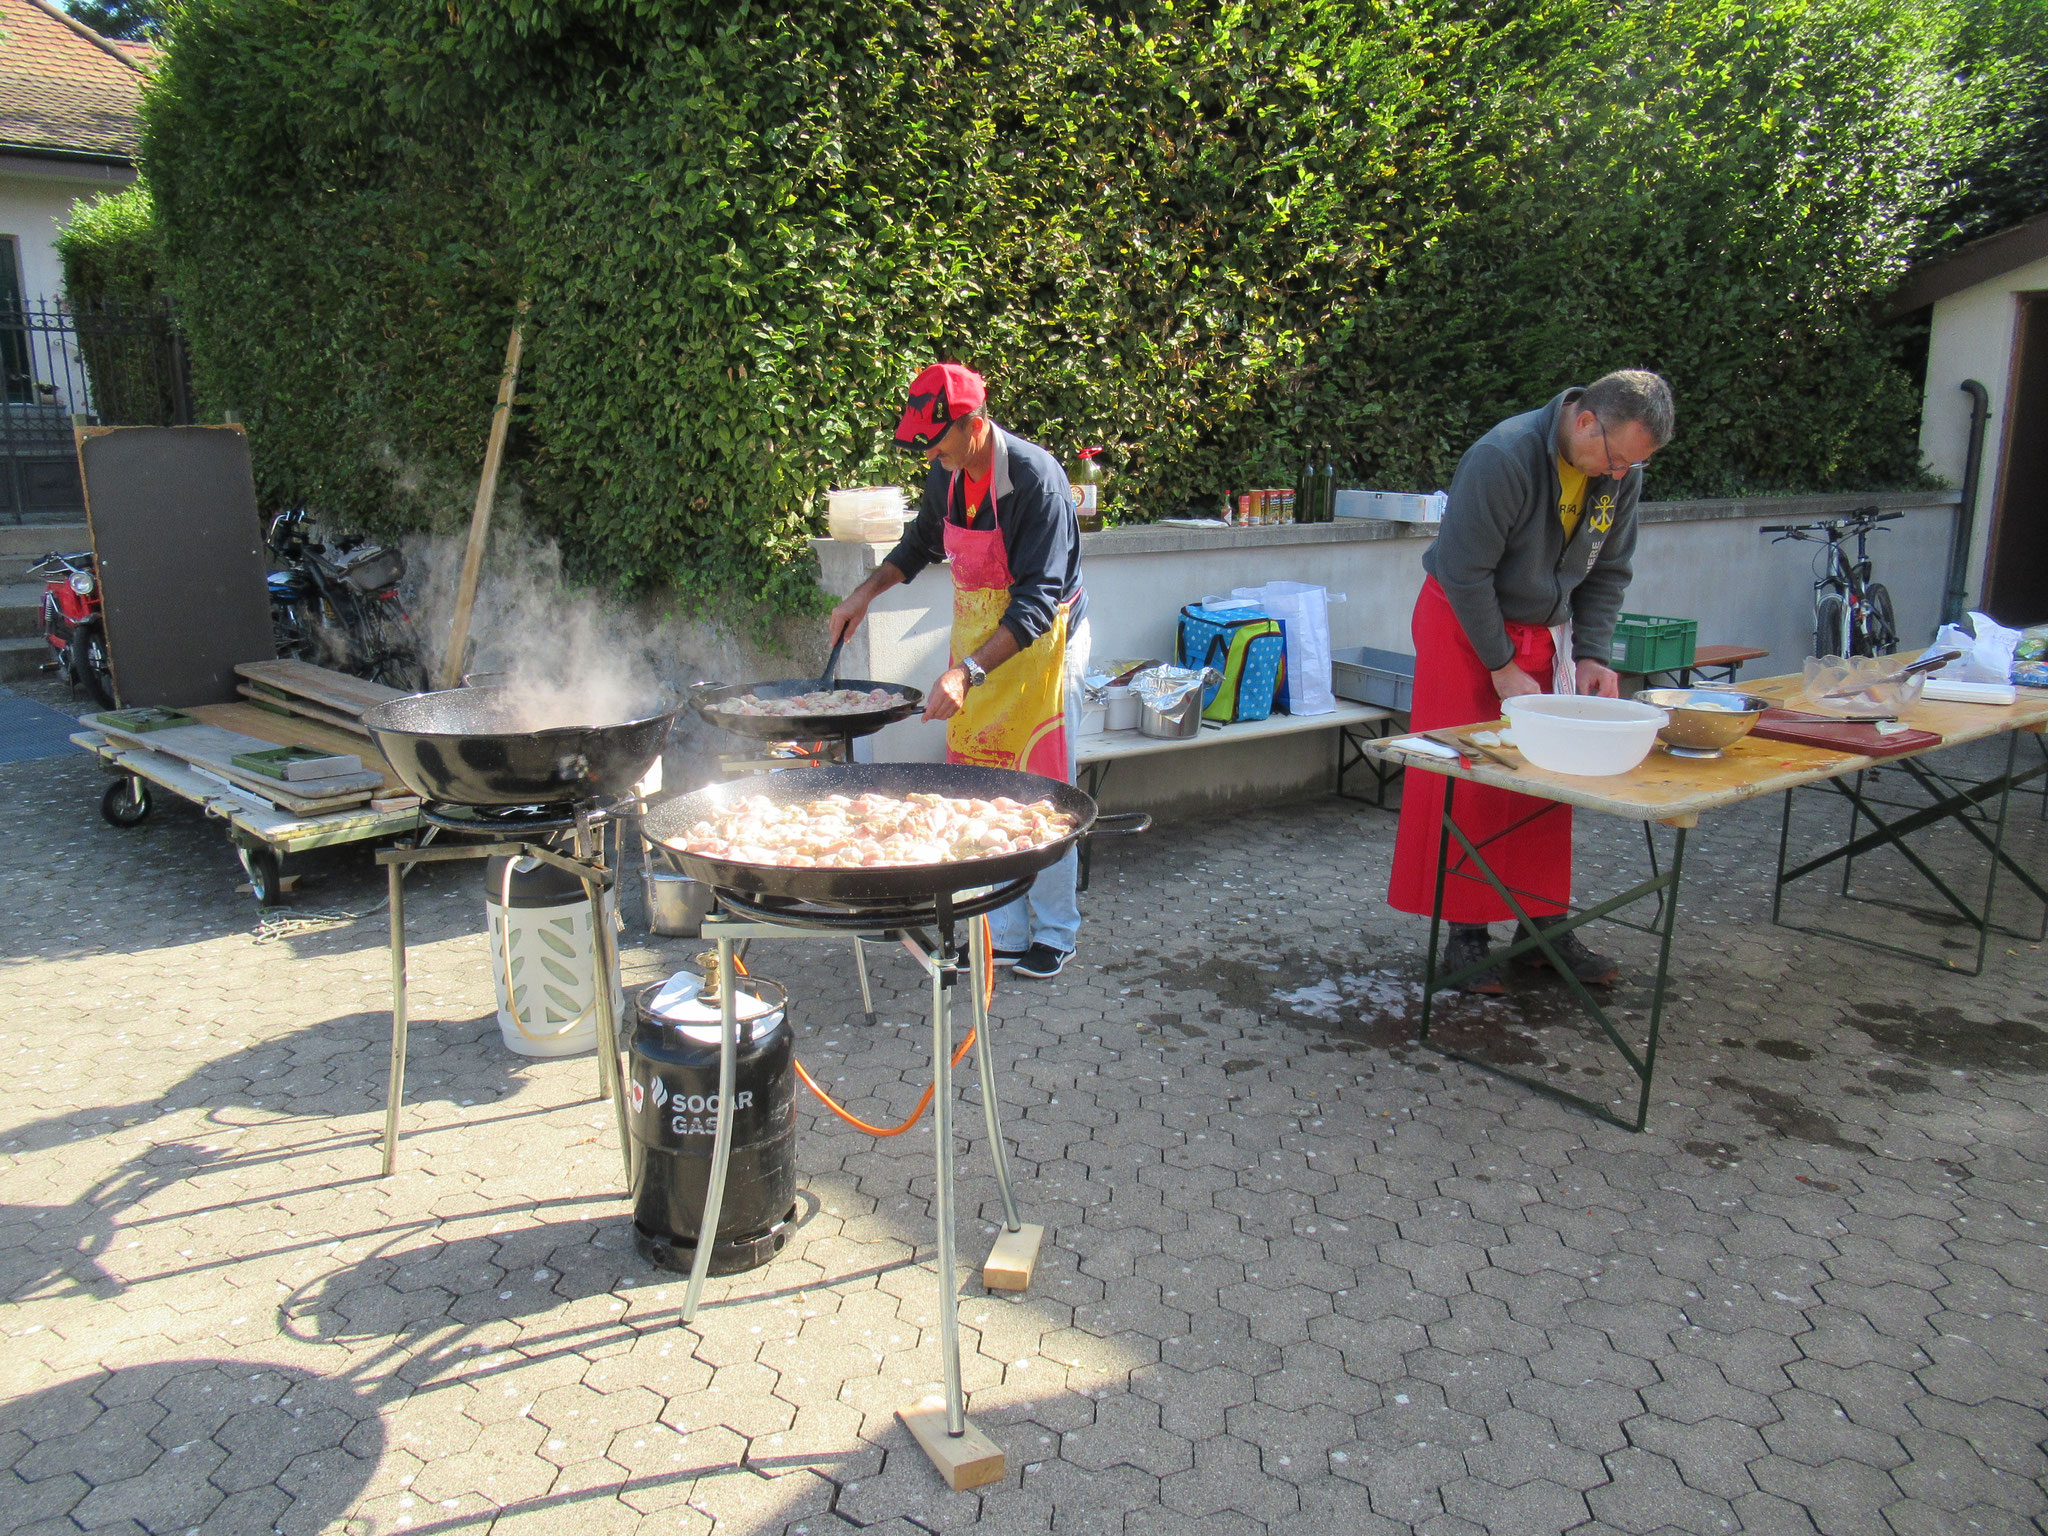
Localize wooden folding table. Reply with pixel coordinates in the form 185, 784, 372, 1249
1365, 678, 2048, 1129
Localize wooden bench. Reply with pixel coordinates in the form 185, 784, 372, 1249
1632, 643, 1771, 689
1073, 701, 1397, 884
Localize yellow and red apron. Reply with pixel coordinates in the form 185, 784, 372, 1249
941, 476, 1070, 778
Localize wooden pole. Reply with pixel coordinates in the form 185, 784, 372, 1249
438, 300, 529, 692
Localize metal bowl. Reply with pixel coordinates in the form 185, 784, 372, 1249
1632, 688, 1772, 758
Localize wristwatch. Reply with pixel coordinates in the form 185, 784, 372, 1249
961, 657, 987, 690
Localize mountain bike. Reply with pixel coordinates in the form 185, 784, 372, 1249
1760, 505, 1902, 659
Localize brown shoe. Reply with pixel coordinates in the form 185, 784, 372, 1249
1514, 922, 1619, 985
1441, 925, 1508, 996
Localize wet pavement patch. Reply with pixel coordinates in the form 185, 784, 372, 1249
1709, 1076, 1873, 1152
1868, 1068, 1934, 1094
1756, 1039, 1815, 1061
1842, 1000, 2048, 1072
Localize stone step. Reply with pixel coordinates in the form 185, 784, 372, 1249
0, 635, 57, 685
0, 524, 89, 583
0, 587, 44, 639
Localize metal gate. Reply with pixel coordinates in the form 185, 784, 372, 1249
1, 297, 193, 524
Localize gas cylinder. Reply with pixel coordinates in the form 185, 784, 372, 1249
627, 970, 797, 1275
484, 854, 617, 1058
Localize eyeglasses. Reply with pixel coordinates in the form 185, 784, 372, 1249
1598, 422, 1654, 475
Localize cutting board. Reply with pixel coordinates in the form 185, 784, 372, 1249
1750, 710, 1942, 759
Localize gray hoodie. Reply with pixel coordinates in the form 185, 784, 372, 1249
1420, 388, 1641, 672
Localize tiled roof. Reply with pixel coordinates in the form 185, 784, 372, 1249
0, 0, 145, 161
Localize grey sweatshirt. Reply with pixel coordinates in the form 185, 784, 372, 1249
1421, 388, 1642, 672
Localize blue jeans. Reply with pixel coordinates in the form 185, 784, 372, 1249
989, 617, 1088, 955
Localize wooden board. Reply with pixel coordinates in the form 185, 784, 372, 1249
1372, 668, 2048, 825
237, 684, 375, 739
90, 716, 381, 813
982, 1224, 1044, 1292
74, 730, 423, 851
896, 1397, 1005, 1491
235, 659, 404, 717
77, 426, 275, 708
187, 703, 402, 791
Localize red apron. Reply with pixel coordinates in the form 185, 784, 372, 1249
941, 474, 1071, 778
1388, 575, 1571, 922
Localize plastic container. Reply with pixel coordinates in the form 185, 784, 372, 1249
1105, 685, 1140, 730
827, 486, 910, 543
1608, 612, 1698, 673
1501, 694, 1667, 777
1331, 646, 1413, 711
485, 855, 620, 1057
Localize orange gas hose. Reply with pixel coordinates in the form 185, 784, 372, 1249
786, 916, 996, 1138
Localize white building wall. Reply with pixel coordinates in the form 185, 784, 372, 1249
813, 491, 1957, 819
1917, 251, 2048, 614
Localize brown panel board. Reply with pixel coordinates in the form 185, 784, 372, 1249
78, 426, 275, 707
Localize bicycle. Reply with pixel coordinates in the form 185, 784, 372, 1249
1760, 505, 1903, 659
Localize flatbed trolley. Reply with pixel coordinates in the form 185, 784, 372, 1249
72, 728, 423, 905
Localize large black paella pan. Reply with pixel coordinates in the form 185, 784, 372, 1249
641, 762, 1100, 906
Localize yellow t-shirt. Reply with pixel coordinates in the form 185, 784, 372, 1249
1555, 455, 1588, 542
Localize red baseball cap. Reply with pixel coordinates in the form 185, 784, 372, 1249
894, 363, 986, 450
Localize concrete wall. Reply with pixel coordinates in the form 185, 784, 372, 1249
1918, 251, 2048, 617
813, 489, 1959, 819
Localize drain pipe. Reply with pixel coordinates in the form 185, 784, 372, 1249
1944, 379, 1990, 624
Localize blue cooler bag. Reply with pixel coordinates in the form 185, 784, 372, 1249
1178, 601, 1289, 722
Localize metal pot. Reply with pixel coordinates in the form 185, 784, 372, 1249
1140, 688, 1205, 739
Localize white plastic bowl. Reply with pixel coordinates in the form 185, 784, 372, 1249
1502, 694, 1667, 777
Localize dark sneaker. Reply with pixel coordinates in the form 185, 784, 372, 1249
992, 948, 1028, 968
1011, 943, 1072, 979
1440, 925, 1508, 996
1515, 922, 1619, 985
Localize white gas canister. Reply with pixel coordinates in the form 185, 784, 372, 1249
484, 855, 621, 1057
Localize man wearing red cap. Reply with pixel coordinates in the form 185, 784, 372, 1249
828, 363, 1089, 978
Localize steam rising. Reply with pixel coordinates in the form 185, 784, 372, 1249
405, 532, 744, 733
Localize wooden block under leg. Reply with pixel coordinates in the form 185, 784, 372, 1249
982, 1222, 1044, 1292
897, 1395, 1005, 1491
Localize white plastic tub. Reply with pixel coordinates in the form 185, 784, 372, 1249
827, 486, 910, 542
1502, 694, 1667, 777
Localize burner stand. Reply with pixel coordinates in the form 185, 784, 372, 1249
677, 885, 1039, 1490
375, 797, 632, 1180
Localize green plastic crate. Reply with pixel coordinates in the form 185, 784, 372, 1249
1608, 612, 1697, 673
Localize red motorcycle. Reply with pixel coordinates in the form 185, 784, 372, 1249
27, 551, 116, 709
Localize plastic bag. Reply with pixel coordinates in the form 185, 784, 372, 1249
1930, 612, 2021, 685
1801, 655, 1927, 718
1230, 581, 1345, 716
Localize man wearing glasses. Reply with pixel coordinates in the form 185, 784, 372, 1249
1387, 370, 1676, 991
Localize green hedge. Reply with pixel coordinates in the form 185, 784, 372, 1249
143, 0, 2025, 616
55, 182, 161, 308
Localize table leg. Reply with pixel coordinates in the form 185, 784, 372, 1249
1417, 780, 1690, 1132
681, 937, 739, 1323
1771, 732, 2046, 973
382, 858, 409, 1175
1416, 778, 1456, 1045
